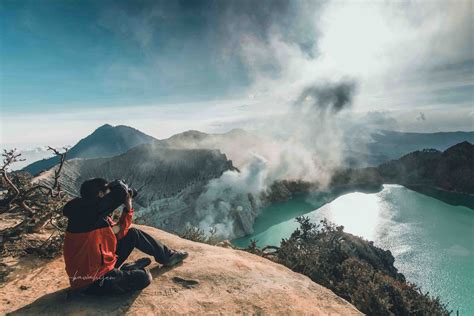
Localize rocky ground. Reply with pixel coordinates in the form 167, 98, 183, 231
0, 224, 361, 315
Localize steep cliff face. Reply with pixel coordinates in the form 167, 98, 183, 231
37, 143, 256, 238
56, 144, 235, 200
0, 225, 361, 315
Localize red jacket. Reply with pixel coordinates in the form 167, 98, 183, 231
62, 197, 133, 288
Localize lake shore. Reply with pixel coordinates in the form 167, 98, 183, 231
233, 185, 473, 314
403, 184, 474, 209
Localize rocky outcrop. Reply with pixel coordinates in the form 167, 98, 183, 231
273, 218, 448, 315
262, 168, 383, 206
338, 231, 405, 282
263, 180, 315, 202
326, 167, 384, 198
0, 224, 361, 315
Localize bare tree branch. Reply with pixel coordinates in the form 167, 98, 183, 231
0, 146, 69, 237
0, 149, 24, 209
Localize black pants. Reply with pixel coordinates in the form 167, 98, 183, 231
115, 227, 174, 267
83, 228, 174, 295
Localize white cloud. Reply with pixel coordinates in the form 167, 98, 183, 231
2, 1, 471, 150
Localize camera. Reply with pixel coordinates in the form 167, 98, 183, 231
107, 179, 138, 204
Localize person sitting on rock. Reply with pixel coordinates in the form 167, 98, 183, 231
62, 178, 188, 295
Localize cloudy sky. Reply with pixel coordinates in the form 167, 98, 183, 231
1, 0, 472, 149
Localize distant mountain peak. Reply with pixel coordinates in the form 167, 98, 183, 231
92, 124, 116, 134
96, 123, 113, 130
23, 124, 157, 175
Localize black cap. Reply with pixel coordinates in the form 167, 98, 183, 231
80, 178, 108, 200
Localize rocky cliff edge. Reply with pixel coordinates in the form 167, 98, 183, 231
0, 224, 361, 315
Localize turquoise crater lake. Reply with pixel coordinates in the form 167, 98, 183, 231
233, 185, 474, 314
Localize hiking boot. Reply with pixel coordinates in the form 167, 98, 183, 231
120, 257, 152, 271
163, 251, 188, 267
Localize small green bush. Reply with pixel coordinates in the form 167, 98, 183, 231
180, 225, 220, 245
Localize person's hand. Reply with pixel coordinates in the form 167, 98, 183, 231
124, 191, 132, 212
112, 224, 121, 234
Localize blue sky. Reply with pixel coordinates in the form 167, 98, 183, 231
1, 0, 254, 113
1, 0, 473, 148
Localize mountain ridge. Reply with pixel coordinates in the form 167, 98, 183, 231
378, 141, 474, 195
266, 141, 474, 209
37, 142, 249, 238
21, 123, 474, 173
23, 124, 157, 175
